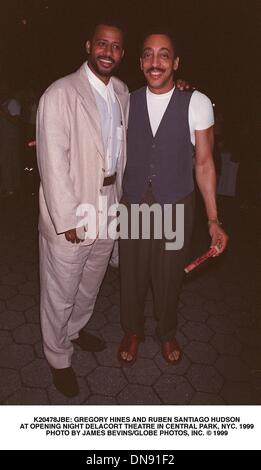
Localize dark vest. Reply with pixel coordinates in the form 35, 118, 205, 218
123, 87, 195, 204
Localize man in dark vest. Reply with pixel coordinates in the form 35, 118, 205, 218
118, 29, 229, 366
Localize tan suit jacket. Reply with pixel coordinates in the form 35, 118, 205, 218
36, 63, 129, 245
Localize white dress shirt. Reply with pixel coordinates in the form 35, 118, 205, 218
85, 63, 122, 176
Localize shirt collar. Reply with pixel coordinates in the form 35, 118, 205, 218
85, 62, 115, 103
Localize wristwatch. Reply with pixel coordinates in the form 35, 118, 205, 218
207, 218, 222, 227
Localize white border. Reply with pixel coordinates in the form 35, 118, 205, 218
0, 405, 260, 450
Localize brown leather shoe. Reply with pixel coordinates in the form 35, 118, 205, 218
71, 330, 106, 352
161, 338, 181, 365
117, 333, 140, 367
50, 366, 79, 397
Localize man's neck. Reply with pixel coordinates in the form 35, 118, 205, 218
147, 84, 175, 95
87, 63, 110, 85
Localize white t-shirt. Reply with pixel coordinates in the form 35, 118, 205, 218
146, 87, 214, 146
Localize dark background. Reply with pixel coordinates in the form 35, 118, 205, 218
0, 1, 260, 407
0, 0, 260, 186
0, 0, 259, 115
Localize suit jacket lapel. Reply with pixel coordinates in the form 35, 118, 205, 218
72, 64, 105, 158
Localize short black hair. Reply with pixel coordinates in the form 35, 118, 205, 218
141, 27, 180, 57
88, 16, 126, 42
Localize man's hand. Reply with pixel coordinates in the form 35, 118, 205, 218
176, 79, 194, 91
209, 223, 229, 255
64, 228, 81, 244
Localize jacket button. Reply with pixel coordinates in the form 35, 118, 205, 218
152, 143, 156, 148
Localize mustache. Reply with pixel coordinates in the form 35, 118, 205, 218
97, 56, 115, 64
146, 67, 165, 73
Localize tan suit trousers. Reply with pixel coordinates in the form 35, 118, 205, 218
39, 185, 115, 368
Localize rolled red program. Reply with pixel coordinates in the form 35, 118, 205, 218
184, 245, 220, 273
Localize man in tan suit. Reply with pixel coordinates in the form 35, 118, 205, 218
36, 21, 129, 397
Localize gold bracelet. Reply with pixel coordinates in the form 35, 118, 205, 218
208, 218, 222, 227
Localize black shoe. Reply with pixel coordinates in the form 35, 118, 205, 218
71, 330, 106, 352
50, 366, 79, 397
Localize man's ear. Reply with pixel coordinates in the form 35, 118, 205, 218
140, 57, 144, 71
86, 40, 91, 54
121, 49, 125, 59
173, 56, 180, 71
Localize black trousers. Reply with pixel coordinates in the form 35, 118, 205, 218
119, 188, 195, 342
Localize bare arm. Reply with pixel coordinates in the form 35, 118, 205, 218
194, 126, 228, 254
